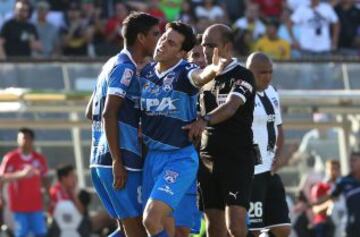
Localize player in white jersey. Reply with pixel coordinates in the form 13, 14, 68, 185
246, 52, 291, 237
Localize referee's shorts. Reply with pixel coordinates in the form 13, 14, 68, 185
199, 146, 255, 211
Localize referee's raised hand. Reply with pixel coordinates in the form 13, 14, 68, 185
211, 47, 231, 76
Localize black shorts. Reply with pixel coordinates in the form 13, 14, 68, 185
198, 147, 255, 210
249, 171, 291, 230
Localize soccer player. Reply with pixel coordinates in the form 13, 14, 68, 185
172, 33, 208, 237
85, 12, 160, 237
0, 128, 48, 237
312, 151, 360, 237
184, 24, 256, 237
140, 22, 229, 237
246, 52, 291, 237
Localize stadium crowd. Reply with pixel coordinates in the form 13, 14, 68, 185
0, 0, 359, 60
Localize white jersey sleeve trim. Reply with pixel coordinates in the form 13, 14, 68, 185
108, 87, 126, 98
229, 92, 246, 103
188, 68, 201, 88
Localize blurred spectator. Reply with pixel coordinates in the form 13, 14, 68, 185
252, 0, 285, 19
103, 2, 129, 54
0, 128, 49, 237
311, 176, 335, 236
219, 0, 246, 22
47, 0, 70, 12
147, 0, 167, 31
287, 0, 310, 11
33, 1, 59, 58
0, 0, 15, 27
255, 20, 291, 59
177, 0, 197, 26
288, 0, 340, 55
128, 0, 167, 31
49, 165, 85, 215
324, 160, 347, 237
195, 0, 226, 23
0, 1, 41, 58
313, 151, 360, 237
335, 0, 360, 55
278, 8, 302, 58
60, 2, 93, 56
233, 3, 266, 43
48, 165, 92, 237
160, 0, 182, 21
292, 191, 315, 237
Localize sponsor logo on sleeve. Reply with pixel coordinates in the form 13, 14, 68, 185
120, 68, 133, 86
235, 79, 253, 93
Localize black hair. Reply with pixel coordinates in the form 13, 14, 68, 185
56, 164, 75, 181
266, 18, 280, 29
166, 21, 196, 52
122, 11, 159, 47
18, 127, 35, 139
78, 189, 91, 208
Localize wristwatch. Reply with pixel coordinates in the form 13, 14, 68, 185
201, 114, 211, 125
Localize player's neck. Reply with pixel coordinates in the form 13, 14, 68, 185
156, 59, 181, 73
126, 46, 146, 66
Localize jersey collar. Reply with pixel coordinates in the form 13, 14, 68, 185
121, 48, 137, 67
154, 59, 183, 78
218, 58, 239, 76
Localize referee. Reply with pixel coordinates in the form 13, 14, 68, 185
183, 24, 256, 237
246, 52, 291, 237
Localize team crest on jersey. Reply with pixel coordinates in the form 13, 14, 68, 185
143, 82, 150, 90
164, 170, 179, 184
163, 72, 175, 92
235, 79, 253, 93
120, 68, 133, 86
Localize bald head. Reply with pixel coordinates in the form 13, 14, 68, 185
202, 24, 233, 65
246, 52, 273, 91
246, 52, 272, 69
204, 24, 233, 45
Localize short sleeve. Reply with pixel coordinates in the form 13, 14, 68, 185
326, 5, 338, 23
107, 64, 135, 98
229, 71, 255, 103
291, 7, 304, 24
186, 63, 200, 89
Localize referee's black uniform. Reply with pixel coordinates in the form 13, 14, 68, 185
199, 60, 256, 210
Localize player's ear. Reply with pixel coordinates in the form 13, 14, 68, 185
137, 33, 146, 46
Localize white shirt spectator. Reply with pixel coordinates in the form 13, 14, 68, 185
287, 0, 310, 11
291, 3, 338, 52
233, 17, 266, 40
195, 5, 224, 21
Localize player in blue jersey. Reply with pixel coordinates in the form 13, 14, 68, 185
312, 151, 360, 237
139, 22, 229, 237
85, 12, 160, 237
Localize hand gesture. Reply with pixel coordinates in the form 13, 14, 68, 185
211, 47, 231, 76
112, 160, 127, 190
182, 118, 207, 142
